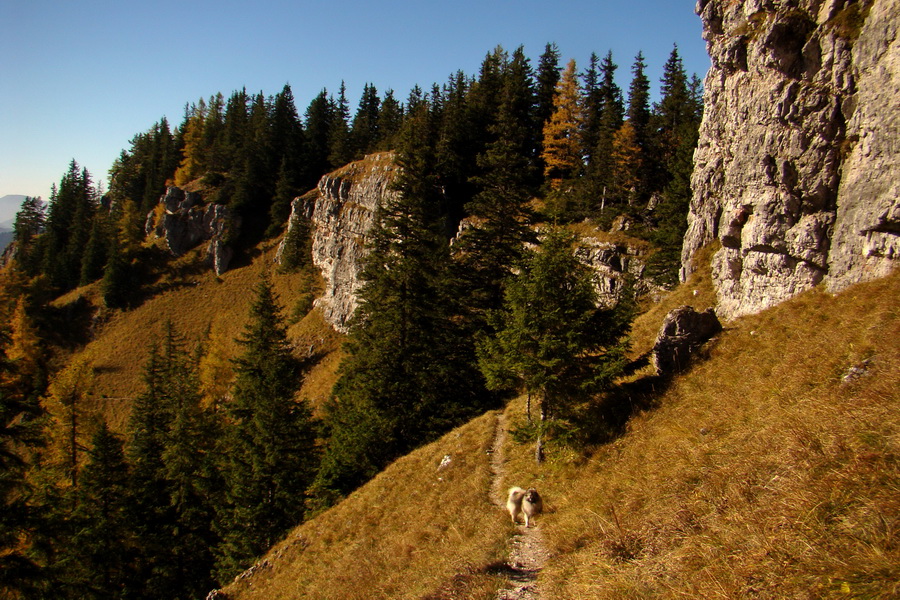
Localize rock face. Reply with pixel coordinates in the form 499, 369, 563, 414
575, 237, 666, 307
146, 186, 237, 275
290, 153, 663, 332
652, 306, 722, 375
683, 0, 899, 320
284, 153, 399, 332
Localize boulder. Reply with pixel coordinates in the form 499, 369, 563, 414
652, 306, 722, 375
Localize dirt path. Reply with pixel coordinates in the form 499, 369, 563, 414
489, 412, 550, 600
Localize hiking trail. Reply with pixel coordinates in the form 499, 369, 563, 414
488, 411, 550, 600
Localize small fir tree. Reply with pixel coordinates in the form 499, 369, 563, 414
477, 228, 633, 461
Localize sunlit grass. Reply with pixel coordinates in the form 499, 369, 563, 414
222, 410, 511, 600
502, 268, 899, 599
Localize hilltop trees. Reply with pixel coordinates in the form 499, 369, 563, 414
314, 99, 491, 503
0, 39, 706, 597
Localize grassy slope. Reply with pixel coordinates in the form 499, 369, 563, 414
223, 254, 897, 599
223, 410, 511, 600
60, 239, 335, 431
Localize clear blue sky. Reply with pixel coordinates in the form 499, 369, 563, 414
0, 0, 709, 202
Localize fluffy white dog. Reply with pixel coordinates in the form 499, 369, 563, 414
506, 486, 544, 527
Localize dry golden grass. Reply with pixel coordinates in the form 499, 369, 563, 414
62, 239, 329, 431
499, 269, 899, 599
222, 410, 512, 600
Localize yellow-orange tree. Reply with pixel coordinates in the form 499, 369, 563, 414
541, 59, 584, 188
610, 120, 643, 206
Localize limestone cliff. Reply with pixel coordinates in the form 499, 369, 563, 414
286, 152, 658, 333
280, 152, 399, 332
684, 0, 898, 319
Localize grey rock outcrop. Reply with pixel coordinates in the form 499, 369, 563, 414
575, 237, 666, 306
683, 0, 898, 320
652, 306, 722, 375
146, 186, 237, 275
282, 153, 399, 332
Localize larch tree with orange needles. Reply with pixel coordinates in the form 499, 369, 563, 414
541, 59, 585, 188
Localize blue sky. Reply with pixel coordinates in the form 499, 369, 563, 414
0, 0, 709, 202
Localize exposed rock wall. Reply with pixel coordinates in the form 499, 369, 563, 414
575, 238, 666, 306
683, 0, 898, 319
146, 186, 237, 275
292, 153, 662, 333
287, 152, 399, 332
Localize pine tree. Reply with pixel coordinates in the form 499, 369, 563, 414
376, 89, 403, 150
456, 46, 538, 323
6, 297, 46, 402
70, 423, 137, 599
127, 323, 220, 598
12, 196, 46, 275
349, 83, 381, 159
626, 52, 651, 147
477, 228, 633, 461
40, 358, 94, 490
541, 59, 584, 189
328, 82, 352, 167
40, 162, 97, 291
174, 99, 208, 186
79, 207, 112, 286
587, 51, 625, 215
216, 277, 316, 580
266, 155, 300, 238
203, 92, 227, 174
0, 338, 43, 597
610, 121, 644, 207
304, 89, 336, 186
535, 42, 562, 130
101, 235, 133, 309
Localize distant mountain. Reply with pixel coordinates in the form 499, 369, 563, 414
0, 230, 14, 252
0, 194, 28, 226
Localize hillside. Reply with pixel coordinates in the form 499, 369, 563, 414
218, 259, 898, 600
54, 238, 338, 430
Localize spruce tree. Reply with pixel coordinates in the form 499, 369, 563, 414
535, 42, 562, 130
625, 51, 653, 205
12, 196, 46, 275
626, 52, 651, 147
456, 47, 538, 324
587, 51, 625, 216
376, 89, 403, 150
0, 339, 43, 597
328, 82, 352, 168
70, 423, 137, 600
477, 228, 634, 460
216, 277, 316, 580
127, 323, 220, 599
349, 83, 381, 159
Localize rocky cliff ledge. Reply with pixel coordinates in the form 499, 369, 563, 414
146, 187, 238, 275
285, 152, 399, 332
683, 0, 898, 320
